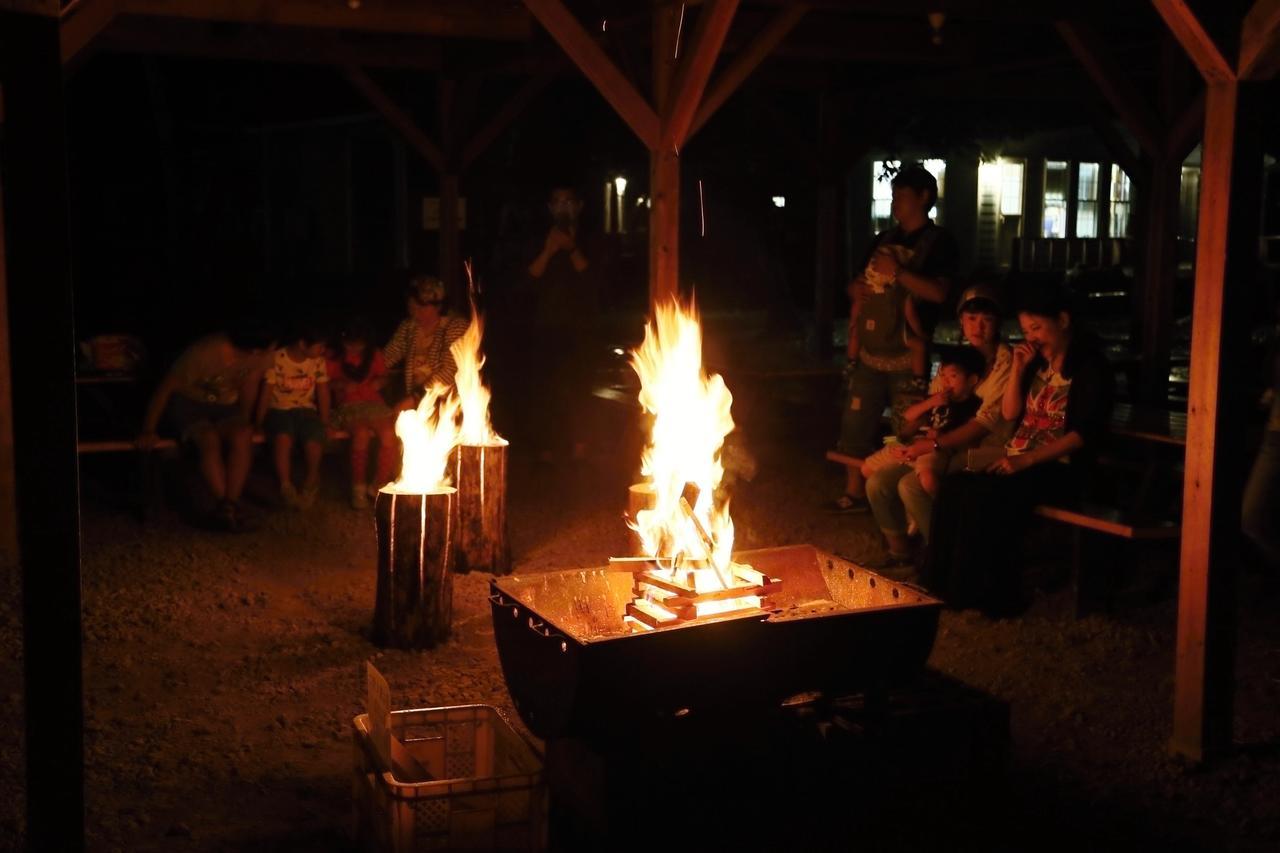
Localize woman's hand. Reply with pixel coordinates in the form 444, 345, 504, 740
1012, 341, 1037, 372
987, 453, 1033, 475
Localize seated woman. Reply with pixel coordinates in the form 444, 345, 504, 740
383, 275, 469, 408
865, 282, 1014, 563
921, 284, 1114, 616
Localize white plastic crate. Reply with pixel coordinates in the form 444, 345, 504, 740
352, 704, 546, 852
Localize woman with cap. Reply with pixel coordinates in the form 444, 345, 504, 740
865, 281, 1014, 566
383, 275, 470, 409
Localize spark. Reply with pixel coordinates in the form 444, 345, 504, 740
601, 19, 607, 32
698, 179, 706, 237
674, 3, 686, 59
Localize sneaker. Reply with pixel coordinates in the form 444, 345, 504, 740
351, 485, 369, 510
214, 499, 240, 532
826, 494, 870, 514
280, 482, 300, 509
298, 483, 319, 510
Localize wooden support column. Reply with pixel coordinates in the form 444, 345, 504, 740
437, 77, 461, 292
1171, 79, 1262, 762
1136, 154, 1180, 404
812, 92, 841, 357
1152, 0, 1280, 763
0, 9, 86, 849
650, 3, 681, 303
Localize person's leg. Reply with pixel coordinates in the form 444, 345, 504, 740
897, 471, 935, 543
192, 426, 227, 500
272, 432, 294, 494
220, 420, 253, 504
1242, 431, 1280, 565
837, 363, 889, 499
373, 420, 397, 486
865, 463, 912, 557
916, 464, 938, 497
349, 422, 372, 488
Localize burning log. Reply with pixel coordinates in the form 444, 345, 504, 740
451, 441, 511, 575
373, 487, 456, 649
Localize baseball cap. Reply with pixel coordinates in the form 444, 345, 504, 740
956, 282, 1003, 317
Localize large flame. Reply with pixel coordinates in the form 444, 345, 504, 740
451, 306, 503, 446
627, 300, 737, 571
389, 383, 461, 493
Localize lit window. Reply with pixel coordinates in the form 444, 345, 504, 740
870, 159, 946, 233
1109, 165, 1132, 238
1042, 161, 1069, 239
1076, 163, 1099, 238
1179, 167, 1200, 240
998, 160, 1024, 216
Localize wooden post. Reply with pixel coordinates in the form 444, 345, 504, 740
0, 9, 86, 849
1136, 155, 1180, 405
373, 488, 457, 648
650, 3, 681, 304
812, 92, 841, 357
451, 442, 511, 575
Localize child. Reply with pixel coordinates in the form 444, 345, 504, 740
860, 346, 985, 496
256, 322, 331, 509
848, 252, 929, 379
328, 319, 397, 509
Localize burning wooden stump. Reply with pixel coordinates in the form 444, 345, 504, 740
451, 441, 511, 575
373, 487, 456, 649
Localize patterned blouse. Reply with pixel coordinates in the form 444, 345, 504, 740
383, 315, 469, 398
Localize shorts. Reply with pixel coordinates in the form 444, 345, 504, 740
264, 407, 326, 445
861, 444, 954, 478
836, 361, 928, 457
165, 395, 247, 444
334, 401, 395, 429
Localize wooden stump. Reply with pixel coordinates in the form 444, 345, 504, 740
373, 487, 456, 649
451, 442, 511, 575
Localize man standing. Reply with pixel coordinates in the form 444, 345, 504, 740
524, 185, 602, 460
833, 163, 958, 512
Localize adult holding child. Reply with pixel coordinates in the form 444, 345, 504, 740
831, 163, 958, 513
922, 285, 1114, 616
865, 283, 1014, 559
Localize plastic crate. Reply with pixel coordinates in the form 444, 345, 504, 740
352, 704, 546, 852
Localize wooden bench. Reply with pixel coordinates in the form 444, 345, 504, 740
1032, 502, 1180, 615
77, 430, 352, 454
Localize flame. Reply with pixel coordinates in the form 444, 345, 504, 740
627, 300, 754, 616
389, 383, 461, 493
451, 306, 503, 446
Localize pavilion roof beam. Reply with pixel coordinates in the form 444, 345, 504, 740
686, 2, 808, 141
1055, 19, 1165, 158
341, 65, 446, 173
117, 0, 532, 41
1238, 0, 1280, 80
521, 0, 659, 147
1150, 0, 1236, 83
661, 0, 739, 151
59, 0, 116, 64
460, 70, 554, 171
1167, 88, 1205, 162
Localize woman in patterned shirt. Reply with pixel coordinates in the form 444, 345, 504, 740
383, 275, 469, 409
922, 285, 1114, 616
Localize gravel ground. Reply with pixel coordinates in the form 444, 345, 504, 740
0, 356, 1277, 851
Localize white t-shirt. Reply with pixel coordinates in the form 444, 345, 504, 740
265, 349, 328, 410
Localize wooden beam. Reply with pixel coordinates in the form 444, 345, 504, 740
522, 0, 659, 147
1151, 0, 1236, 83
1238, 0, 1280, 80
686, 2, 806, 141
0, 11, 86, 849
1136, 154, 1179, 405
661, 0, 739, 150
1172, 79, 1258, 763
650, 5, 681, 304
1055, 20, 1165, 157
342, 65, 445, 172
1086, 107, 1145, 190
1166, 89, 1205, 162
60, 0, 115, 64
118, 0, 532, 40
460, 71, 554, 171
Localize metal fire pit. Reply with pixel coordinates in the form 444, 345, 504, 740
489, 545, 941, 741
